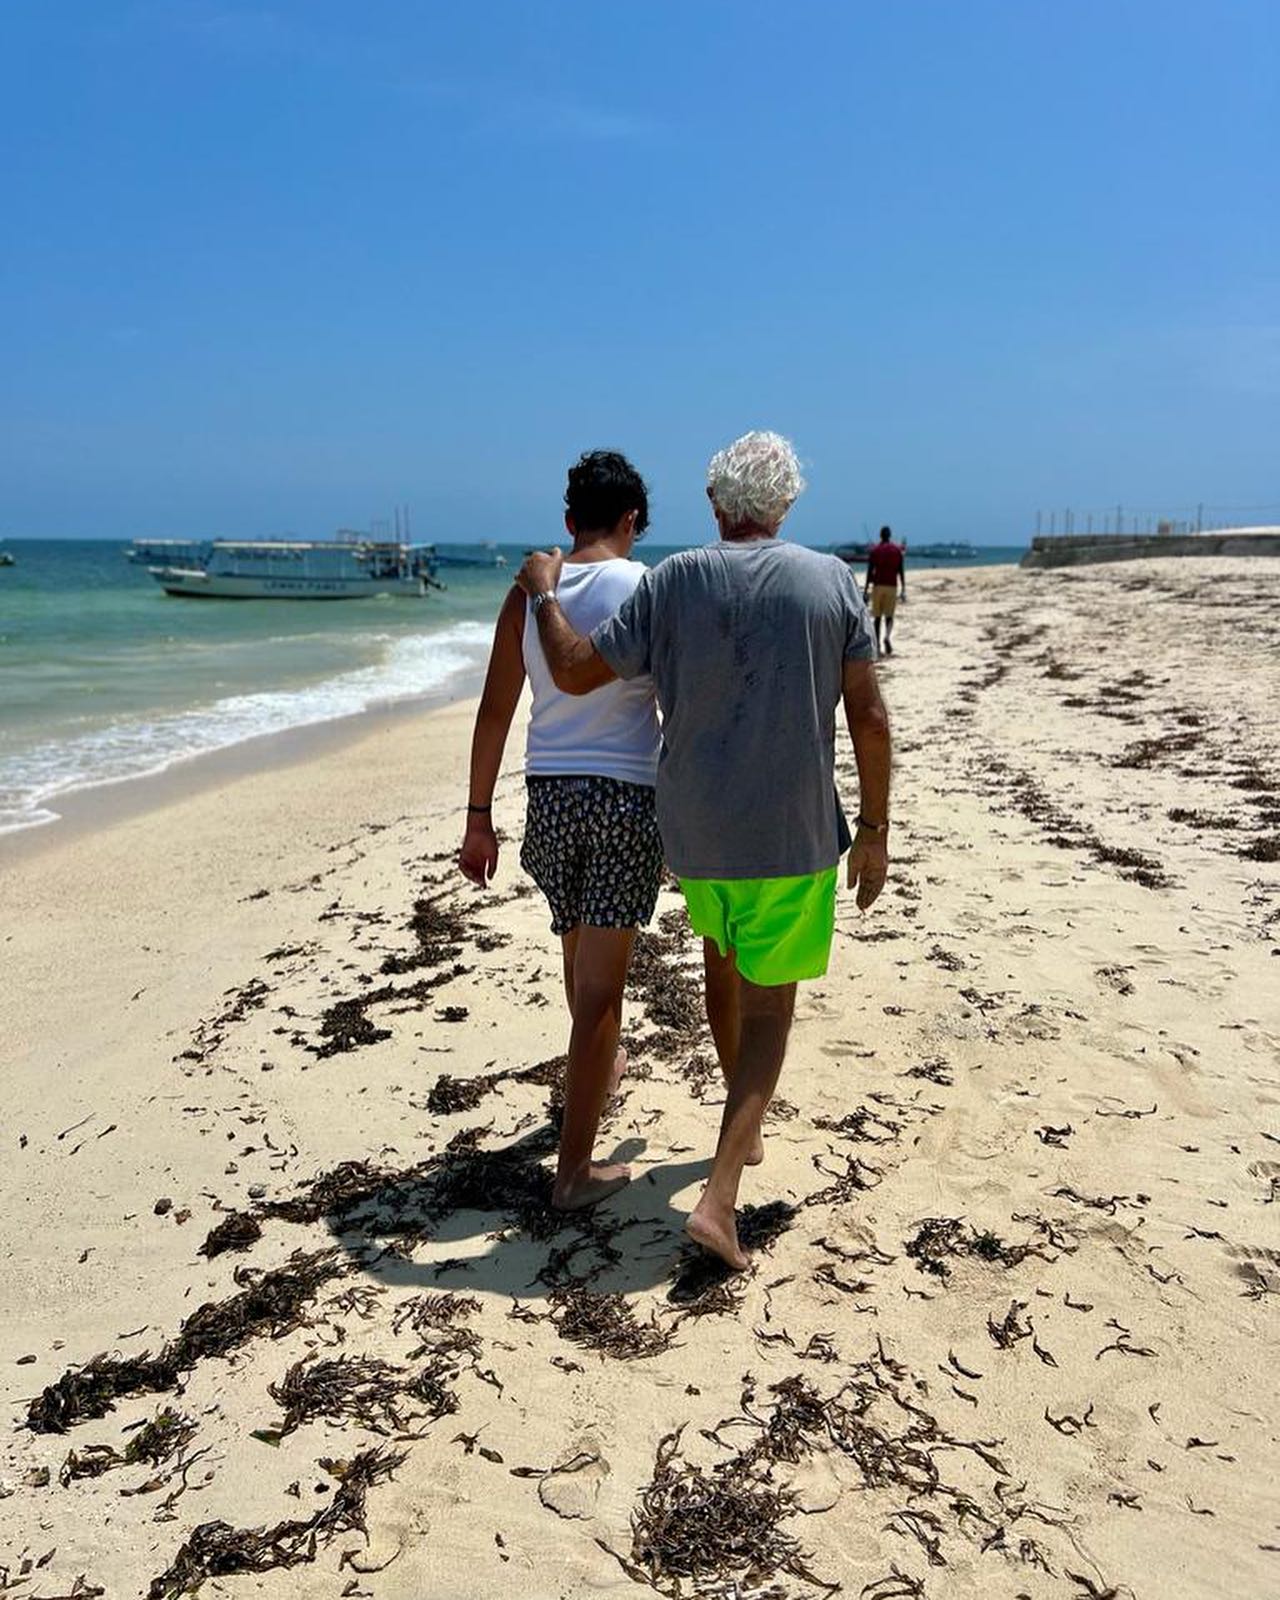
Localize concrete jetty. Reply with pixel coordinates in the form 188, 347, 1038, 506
1021, 526, 1280, 569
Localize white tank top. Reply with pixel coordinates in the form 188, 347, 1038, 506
523, 558, 661, 786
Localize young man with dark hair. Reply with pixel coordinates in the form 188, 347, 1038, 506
864, 526, 906, 655
459, 450, 661, 1210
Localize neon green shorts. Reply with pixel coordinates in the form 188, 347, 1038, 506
679, 868, 838, 987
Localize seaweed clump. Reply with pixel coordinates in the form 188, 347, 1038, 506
426, 1071, 502, 1115
28, 1249, 343, 1433
199, 1211, 263, 1259
147, 1446, 405, 1599
624, 1427, 832, 1597
904, 1217, 1043, 1282
60, 1407, 197, 1485
268, 1354, 429, 1437
548, 1287, 675, 1361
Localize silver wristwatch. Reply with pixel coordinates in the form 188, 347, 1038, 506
530, 590, 557, 616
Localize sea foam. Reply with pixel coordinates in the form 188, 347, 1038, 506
0, 621, 492, 835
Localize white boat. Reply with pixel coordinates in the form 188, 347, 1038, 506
144, 539, 439, 599
126, 538, 212, 568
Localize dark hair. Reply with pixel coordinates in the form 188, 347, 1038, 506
564, 450, 649, 536
879, 525, 892, 541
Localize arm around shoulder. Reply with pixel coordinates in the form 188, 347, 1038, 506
536, 597, 617, 695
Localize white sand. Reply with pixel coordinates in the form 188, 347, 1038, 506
2, 559, 1278, 1599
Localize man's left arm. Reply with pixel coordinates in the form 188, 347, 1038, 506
515, 550, 616, 695
842, 659, 892, 909
899, 552, 907, 601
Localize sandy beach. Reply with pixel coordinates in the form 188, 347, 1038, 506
2, 558, 1278, 1599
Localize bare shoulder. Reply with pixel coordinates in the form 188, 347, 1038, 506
498, 582, 527, 636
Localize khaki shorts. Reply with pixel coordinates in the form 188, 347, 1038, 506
870, 584, 898, 619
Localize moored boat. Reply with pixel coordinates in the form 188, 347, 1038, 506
832, 539, 977, 563
142, 539, 439, 599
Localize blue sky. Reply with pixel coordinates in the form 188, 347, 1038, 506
2, 1, 1276, 545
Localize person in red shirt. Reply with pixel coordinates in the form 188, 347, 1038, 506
864, 526, 906, 655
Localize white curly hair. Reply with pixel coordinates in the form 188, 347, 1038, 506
706, 430, 806, 529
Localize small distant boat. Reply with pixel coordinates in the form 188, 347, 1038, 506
833, 539, 978, 564
131, 538, 440, 599
0, 549, 15, 568
906, 541, 979, 560
432, 541, 507, 569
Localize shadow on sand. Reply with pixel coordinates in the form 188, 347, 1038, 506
321, 1123, 719, 1306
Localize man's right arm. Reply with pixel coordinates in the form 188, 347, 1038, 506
515, 549, 616, 695
842, 658, 892, 909
535, 597, 616, 695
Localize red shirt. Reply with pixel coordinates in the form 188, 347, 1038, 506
867, 541, 904, 585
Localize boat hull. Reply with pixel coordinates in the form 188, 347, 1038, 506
152, 568, 427, 599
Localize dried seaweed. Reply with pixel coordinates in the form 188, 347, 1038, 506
627, 1427, 833, 1596
309, 967, 468, 1058
987, 1300, 1032, 1350
29, 1249, 343, 1432
425, 1072, 501, 1115
127, 1407, 199, 1467
60, 1408, 198, 1486
547, 1287, 675, 1360
263, 1159, 411, 1225
806, 1151, 883, 1206
391, 1292, 480, 1337
904, 1218, 1037, 1282
198, 1211, 262, 1259
146, 1446, 405, 1598
268, 1355, 418, 1436
380, 893, 471, 975
813, 1105, 903, 1144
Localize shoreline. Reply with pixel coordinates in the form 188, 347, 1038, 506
0, 666, 488, 862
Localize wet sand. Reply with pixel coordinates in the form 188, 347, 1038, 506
2, 558, 1278, 1599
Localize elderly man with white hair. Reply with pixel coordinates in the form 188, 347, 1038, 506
516, 431, 892, 1270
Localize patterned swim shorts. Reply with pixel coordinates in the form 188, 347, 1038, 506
520, 775, 663, 936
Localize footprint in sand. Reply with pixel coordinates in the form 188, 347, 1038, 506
1246, 1160, 1280, 1205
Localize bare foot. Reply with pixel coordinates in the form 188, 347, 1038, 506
608, 1046, 629, 1099
552, 1162, 632, 1212
685, 1198, 749, 1272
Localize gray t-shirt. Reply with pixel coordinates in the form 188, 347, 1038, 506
591, 539, 876, 879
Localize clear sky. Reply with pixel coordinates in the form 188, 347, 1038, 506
2, 2, 1277, 545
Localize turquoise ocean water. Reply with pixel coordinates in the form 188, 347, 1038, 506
0, 539, 1023, 836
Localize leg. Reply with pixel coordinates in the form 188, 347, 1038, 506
883, 612, 894, 654
559, 927, 579, 1015
702, 938, 741, 1085
561, 925, 628, 1096
701, 940, 764, 1165
552, 925, 637, 1210
686, 976, 797, 1269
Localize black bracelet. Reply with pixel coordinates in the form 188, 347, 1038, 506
856, 814, 889, 833
466, 803, 492, 814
